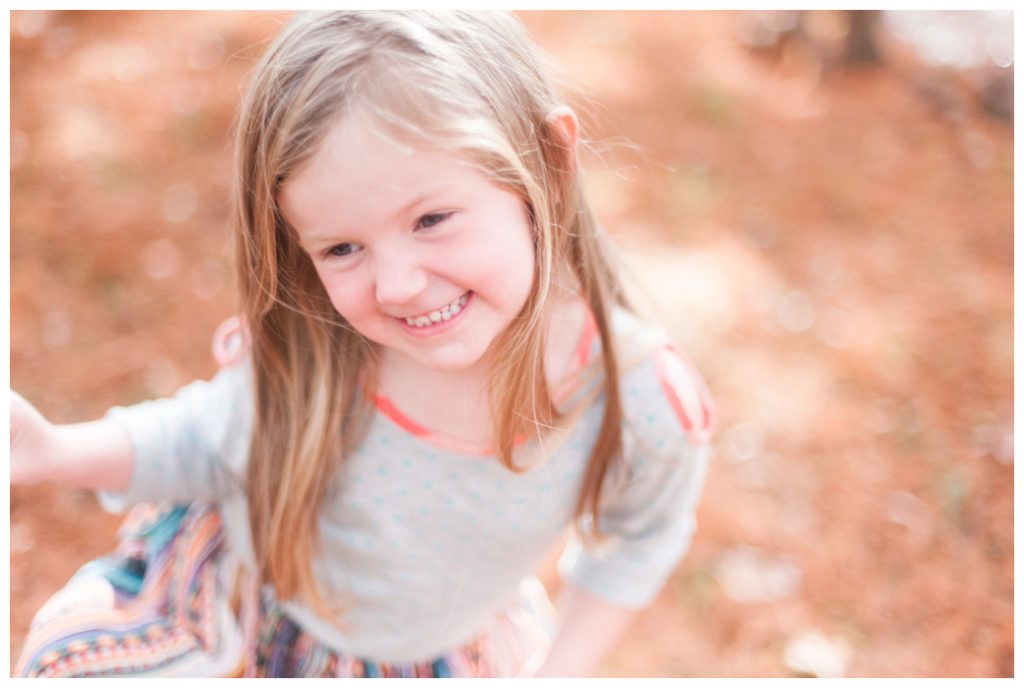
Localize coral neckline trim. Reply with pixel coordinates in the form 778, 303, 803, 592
372, 308, 598, 456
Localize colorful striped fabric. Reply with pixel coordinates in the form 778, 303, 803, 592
15, 503, 556, 678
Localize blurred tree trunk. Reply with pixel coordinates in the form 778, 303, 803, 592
980, 64, 1013, 121
738, 11, 885, 70
843, 11, 882, 65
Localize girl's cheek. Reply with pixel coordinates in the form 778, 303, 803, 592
319, 272, 364, 317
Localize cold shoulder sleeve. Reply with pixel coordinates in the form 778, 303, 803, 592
556, 344, 715, 609
96, 358, 254, 512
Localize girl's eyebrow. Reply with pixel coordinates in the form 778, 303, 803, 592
392, 184, 457, 219
299, 185, 457, 248
393, 192, 432, 220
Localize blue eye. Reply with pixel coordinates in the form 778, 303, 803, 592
417, 212, 452, 229
326, 243, 361, 258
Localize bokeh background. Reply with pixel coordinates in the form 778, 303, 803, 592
9, 10, 1013, 677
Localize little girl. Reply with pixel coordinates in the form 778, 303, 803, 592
11, 10, 714, 678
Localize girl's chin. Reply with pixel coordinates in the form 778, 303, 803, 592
361, 333, 488, 372
411, 350, 487, 374
403, 336, 496, 373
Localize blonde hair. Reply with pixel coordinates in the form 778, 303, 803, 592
233, 10, 631, 618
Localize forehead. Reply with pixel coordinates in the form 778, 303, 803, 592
292, 113, 419, 194
278, 113, 482, 236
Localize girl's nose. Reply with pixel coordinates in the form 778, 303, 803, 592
373, 250, 429, 306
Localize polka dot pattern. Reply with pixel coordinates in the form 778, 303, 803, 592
104, 309, 712, 663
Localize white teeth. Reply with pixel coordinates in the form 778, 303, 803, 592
404, 293, 469, 327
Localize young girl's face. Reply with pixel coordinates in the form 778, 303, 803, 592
279, 113, 536, 374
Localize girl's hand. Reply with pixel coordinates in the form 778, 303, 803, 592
10, 389, 61, 485
532, 582, 636, 677
10, 391, 135, 492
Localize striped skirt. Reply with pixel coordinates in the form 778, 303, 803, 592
15, 503, 558, 678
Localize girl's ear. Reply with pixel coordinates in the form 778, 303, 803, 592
546, 105, 579, 171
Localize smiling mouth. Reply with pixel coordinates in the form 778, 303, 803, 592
402, 292, 470, 328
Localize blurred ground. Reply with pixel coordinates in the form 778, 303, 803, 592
9, 10, 1013, 677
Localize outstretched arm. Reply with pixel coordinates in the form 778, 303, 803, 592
10, 389, 134, 493
532, 582, 637, 677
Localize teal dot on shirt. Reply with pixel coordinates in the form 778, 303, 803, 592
377, 467, 388, 476
423, 479, 433, 489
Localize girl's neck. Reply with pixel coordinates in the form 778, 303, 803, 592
376, 347, 494, 445
374, 293, 588, 447
378, 348, 491, 407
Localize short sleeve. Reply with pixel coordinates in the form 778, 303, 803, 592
557, 345, 715, 608
96, 358, 253, 513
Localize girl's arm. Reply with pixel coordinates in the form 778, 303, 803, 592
532, 581, 637, 677
10, 390, 134, 493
